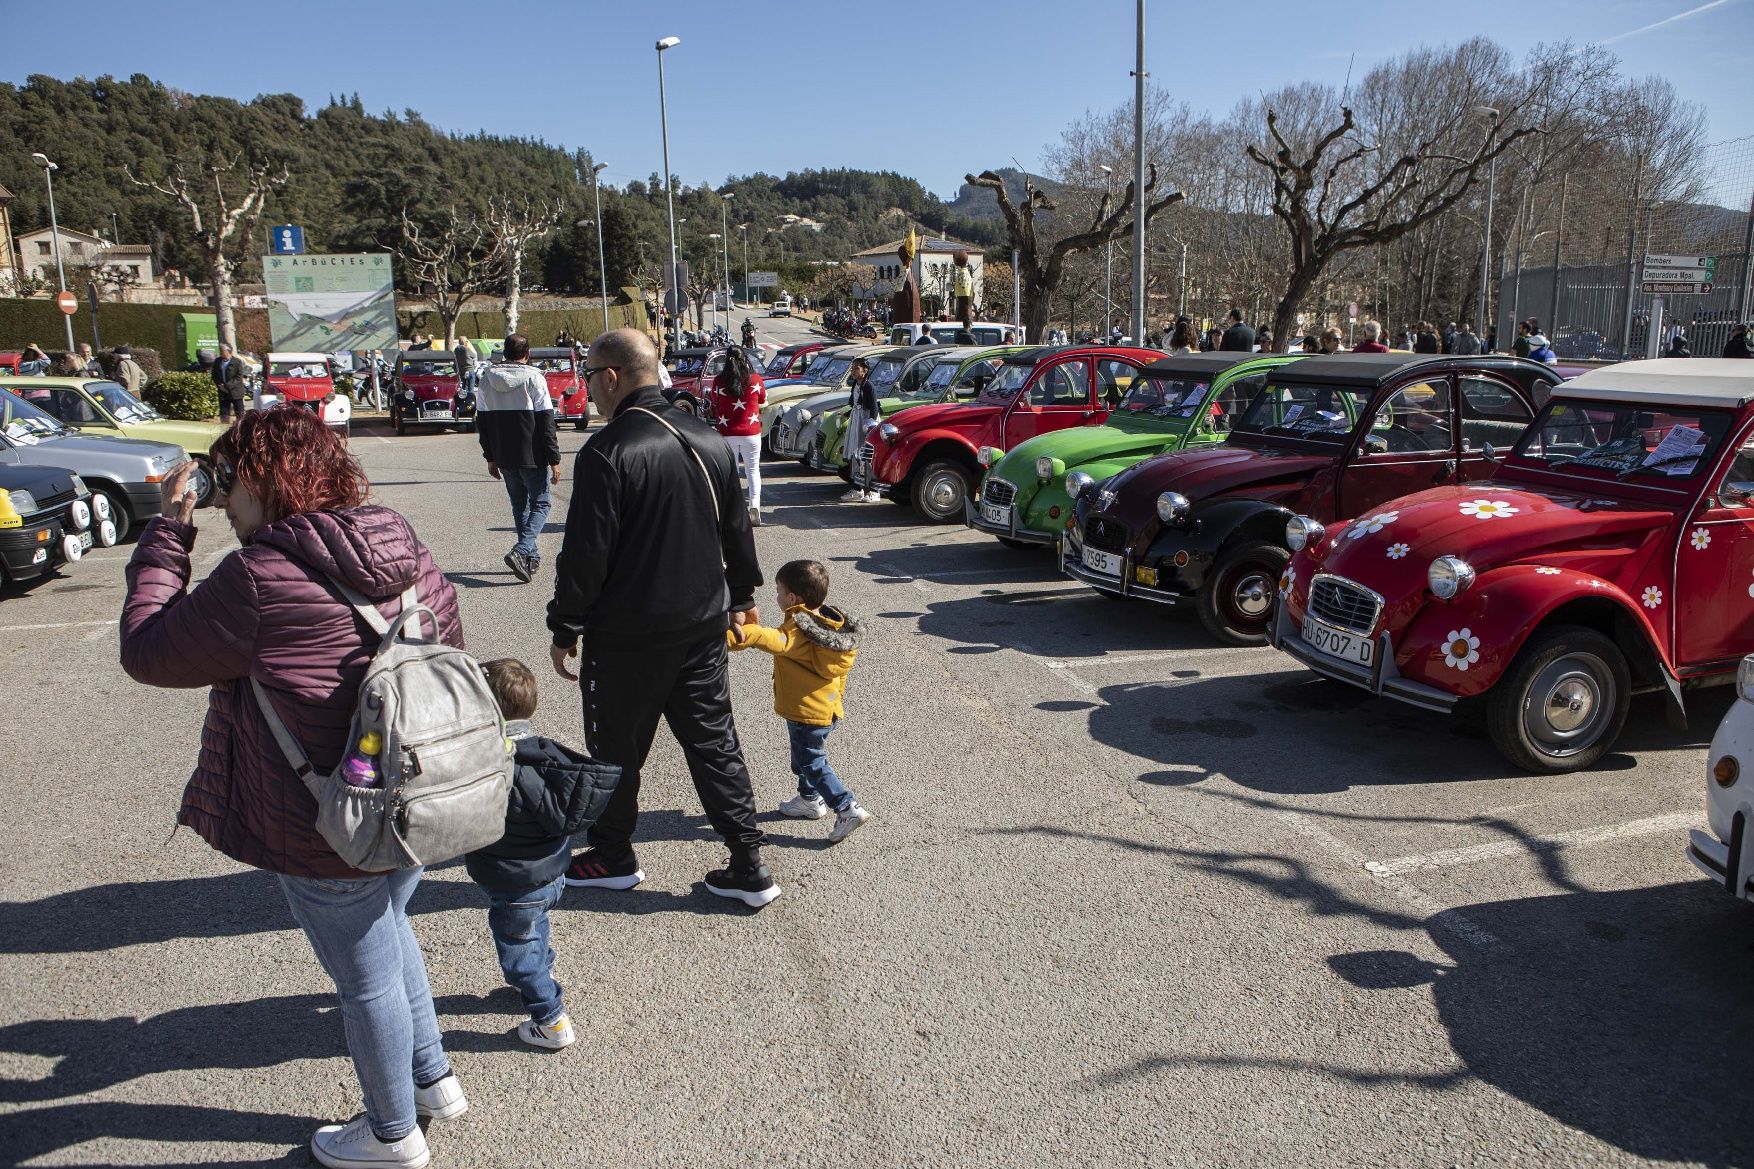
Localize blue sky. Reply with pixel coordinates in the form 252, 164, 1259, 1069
7, 0, 1751, 200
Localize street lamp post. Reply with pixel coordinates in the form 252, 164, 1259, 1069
656, 36, 682, 353
30, 153, 76, 352
720, 193, 734, 315
1474, 106, 1500, 346
1129, 0, 1148, 345
708, 233, 722, 332
738, 223, 749, 307
590, 161, 610, 334
1100, 164, 1114, 340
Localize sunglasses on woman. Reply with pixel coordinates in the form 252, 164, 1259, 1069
214, 460, 237, 495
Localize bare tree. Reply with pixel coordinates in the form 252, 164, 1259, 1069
486, 195, 563, 335
395, 206, 505, 348
128, 156, 287, 350
966, 166, 1183, 342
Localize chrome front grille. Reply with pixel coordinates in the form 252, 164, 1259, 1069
1084, 516, 1128, 553
983, 478, 1017, 508
1308, 574, 1383, 635
813, 432, 827, 457
859, 441, 873, 461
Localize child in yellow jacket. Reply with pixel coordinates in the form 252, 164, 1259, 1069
728, 559, 871, 841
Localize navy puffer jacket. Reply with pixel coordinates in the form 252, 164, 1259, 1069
121, 506, 462, 879
463, 723, 621, 893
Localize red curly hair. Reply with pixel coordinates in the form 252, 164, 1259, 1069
211, 406, 368, 520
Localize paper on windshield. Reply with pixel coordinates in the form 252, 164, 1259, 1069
1644, 424, 1708, 475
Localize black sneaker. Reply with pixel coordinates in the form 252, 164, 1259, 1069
564, 848, 645, 890
503, 550, 533, 583
704, 863, 781, 908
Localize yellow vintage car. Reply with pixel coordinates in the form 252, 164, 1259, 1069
4, 376, 226, 507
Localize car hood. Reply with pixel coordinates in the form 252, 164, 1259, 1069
783, 389, 850, 420
994, 422, 1191, 484
17, 431, 186, 461
124, 417, 226, 453
1109, 443, 1332, 504
884, 400, 994, 437
1311, 484, 1673, 592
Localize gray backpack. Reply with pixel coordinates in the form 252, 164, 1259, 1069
251, 579, 513, 872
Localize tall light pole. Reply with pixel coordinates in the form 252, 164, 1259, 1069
1474, 106, 1500, 346
656, 36, 682, 352
30, 153, 76, 352
719, 192, 734, 313
738, 222, 749, 306
589, 160, 610, 334
708, 233, 722, 331
1100, 164, 1114, 339
1129, 0, 1148, 344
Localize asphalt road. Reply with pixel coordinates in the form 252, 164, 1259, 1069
1, 313, 1751, 1168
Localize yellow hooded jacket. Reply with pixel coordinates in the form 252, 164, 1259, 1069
728, 603, 861, 726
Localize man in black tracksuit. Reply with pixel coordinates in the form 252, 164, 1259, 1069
547, 328, 777, 907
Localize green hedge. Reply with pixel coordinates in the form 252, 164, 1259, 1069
0, 298, 214, 363
144, 371, 219, 420
397, 292, 652, 346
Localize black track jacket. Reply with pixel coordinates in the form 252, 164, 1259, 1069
547, 385, 763, 650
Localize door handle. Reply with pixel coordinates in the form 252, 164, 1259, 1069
1440, 459, 1457, 477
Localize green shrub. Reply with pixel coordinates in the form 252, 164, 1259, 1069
334, 372, 356, 399
144, 371, 218, 420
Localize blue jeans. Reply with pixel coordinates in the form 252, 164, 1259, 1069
278, 867, 449, 1142
502, 467, 552, 562
486, 875, 566, 1026
787, 719, 855, 811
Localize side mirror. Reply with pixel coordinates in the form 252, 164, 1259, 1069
1718, 484, 1754, 510
1480, 442, 1501, 464
1363, 435, 1389, 455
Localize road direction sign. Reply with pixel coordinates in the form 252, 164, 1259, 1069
747, 270, 779, 289
1642, 254, 1715, 295
270, 225, 306, 255
55, 289, 77, 315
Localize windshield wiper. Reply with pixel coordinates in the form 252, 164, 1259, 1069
1617, 453, 1703, 479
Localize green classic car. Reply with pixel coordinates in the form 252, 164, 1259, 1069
808, 345, 1030, 479
11, 376, 228, 507
967, 352, 1304, 548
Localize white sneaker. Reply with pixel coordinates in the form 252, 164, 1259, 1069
749, 506, 763, 526
859, 492, 882, 503
311, 1115, 429, 1169
828, 803, 871, 842
778, 793, 829, 819
518, 1013, 576, 1050
839, 488, 865, 502
413, 1073, 467, 1120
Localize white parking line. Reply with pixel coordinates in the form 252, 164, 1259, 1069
1277, 811, 1499, 948
1043, 647, 1259, 670
1363, 811, 1698, 877
0, 619, 120, 633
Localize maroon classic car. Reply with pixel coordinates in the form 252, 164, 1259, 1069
1064, 353, 1564, 644
858, 345, 1160, 522
1273, 359, 1754, 772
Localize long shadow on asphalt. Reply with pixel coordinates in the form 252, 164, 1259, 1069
0, 1101, 310, 1167
912, 589, 1204, 660
990, 823, 1754, 1166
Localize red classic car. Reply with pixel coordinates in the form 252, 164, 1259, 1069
858, 345, 1160, 522
390, 349, 475, 435
1272, 358, 1754, 773
526, 347, 590, 430
1066, 353, 1561, 643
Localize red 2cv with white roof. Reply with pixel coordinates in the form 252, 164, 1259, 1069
1271, 359, 1754, 773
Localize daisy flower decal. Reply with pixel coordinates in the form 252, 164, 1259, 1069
1278, 566, 1295, 599
1460, 499, 1519, 520
1641, 585, 1663, 609
1386, 542, 1410, 559
1690, 527, 1711, 551
1442, 628, 1481, 671
1347, 510, 1399, 539
1535, 566, 1561, 575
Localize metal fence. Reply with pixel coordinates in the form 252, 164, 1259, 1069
1496, 135, 1754, 360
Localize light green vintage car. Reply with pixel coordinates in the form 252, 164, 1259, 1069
12, 376, 227, 506
969, 353, 1305, 546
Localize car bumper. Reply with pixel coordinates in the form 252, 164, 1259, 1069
965, 498, 1056, 545
1687, 818, 1753, 901
120, 482, 166, 520
772, 425, 813, 460
1268, 602, 1459, 714
1060, 542, 1185, 601
0, 518, 75, 580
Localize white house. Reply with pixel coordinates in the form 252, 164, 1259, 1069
14, 226, 159, 287
849, 233, 984, 316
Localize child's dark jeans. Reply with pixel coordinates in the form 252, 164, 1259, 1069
786, 719, 856, 812
485, 874, 566, 1026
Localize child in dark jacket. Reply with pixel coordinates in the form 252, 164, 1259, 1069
466, 659, 620, 1050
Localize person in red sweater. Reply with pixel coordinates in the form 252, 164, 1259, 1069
1352, 320, 1391, 353
707, 346, 768, 525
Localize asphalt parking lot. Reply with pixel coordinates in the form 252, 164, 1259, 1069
2, 403, 1752, 1167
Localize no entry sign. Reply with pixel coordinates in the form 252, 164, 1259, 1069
56, 289, 77, 315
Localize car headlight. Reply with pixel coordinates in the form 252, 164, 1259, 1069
70, 474, 90, 498
878, 422, 899, 442
1066, 471, 1095, 500
1035, 455, 1066, 483
1427, 555, 1476, 601
9, 489, 38, 516
1714, 753, 1740, 788
798, 409, 813, 424
1156, 491, 1191, 526
1737, 654, 1754, 704
977, 446, 1001, 467
1286, 515, 1325, 551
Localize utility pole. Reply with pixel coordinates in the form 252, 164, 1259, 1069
656, 37, 682, 353
590, 160, 610, 334
1178, 240, 1188, 319
1129, 0, 1148, 344
1618, 159, 1643, 360
1100, 164, 1113, 340
1737, 184, 1754, 328
1549, 174, 1566, 340
1474, 107, 1500, 344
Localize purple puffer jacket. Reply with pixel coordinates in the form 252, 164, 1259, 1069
121, 506, 463, 879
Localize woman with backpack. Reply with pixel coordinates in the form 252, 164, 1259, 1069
120, 407, 466, 1169
707, 345, 767, 525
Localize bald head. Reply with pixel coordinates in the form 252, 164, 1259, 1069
590, 328, 659, 383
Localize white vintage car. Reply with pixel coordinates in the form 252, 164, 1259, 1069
1686, 654, 1754, 902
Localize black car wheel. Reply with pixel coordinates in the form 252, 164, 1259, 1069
1486, 626, 1629, 773
1196, 539, 1289, 645
910, 460, 972, 524
187, 457, 216, 509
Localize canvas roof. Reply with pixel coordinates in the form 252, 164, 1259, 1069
1553, 358, 1754, 407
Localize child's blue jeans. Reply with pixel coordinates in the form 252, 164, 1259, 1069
786, 719, 856, 812
486, 874, 567, 1026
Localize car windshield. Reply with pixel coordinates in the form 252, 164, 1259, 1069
765, 352, 795, 376
978, 362, 1034, 404
1119, 376, 1211, 419
667, 355, 704, 375
811, 358, 853, 385
866, 359, 906, 392
1511, 400, 1735, 482
923, 361, 961, 391
270, 362, 327, 378
88, 380, 157, 422
0, 387, 73, 444
402, 360, 455, 377
531, 356, 573, 373
1231, 380, 1367, 443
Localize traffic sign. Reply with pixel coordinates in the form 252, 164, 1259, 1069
1643, 280, 1715, 295
1641, 253, 1714, 295
269, 225, 306, 255
1347, 301, 1358, 320
747, 270, 779, 289
55, 289, 77, 315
